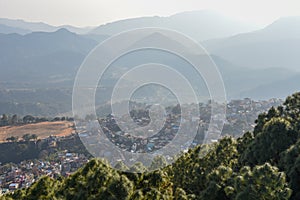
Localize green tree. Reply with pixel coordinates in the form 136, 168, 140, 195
114, 161, 129, 171
11, 114, 18, 125
0, 114, 9, 126
228, 163, 291, 200
31, 134, 38, 141
149, 155, 167, 171
22, 134, 32, 142
23, 115, 35, 124
105, 175, 133, 200
280, 139, 300, 199
241, 117, 297, 166
6, 136, 18, 143
200, 165, 233, 200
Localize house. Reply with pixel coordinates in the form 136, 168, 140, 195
9, 183, 19, 190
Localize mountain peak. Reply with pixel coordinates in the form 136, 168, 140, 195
265, 16, 300, 30
90, 11, 258, 41
169, 10, 223, 18
55, 27, 72, 33
130, 31, 187, 50
259, 16, 300, 39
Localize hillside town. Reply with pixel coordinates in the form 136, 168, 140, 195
0, 151, 88, 196
79, 98, 283, 155
0, 98, 283, 195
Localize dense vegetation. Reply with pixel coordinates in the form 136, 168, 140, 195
0, 134, 90, 164
0, 89, 73, 117
4, 92, 300, 199
0, 114, 74, 127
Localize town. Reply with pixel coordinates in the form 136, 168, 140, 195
0, 97, 283, 195
0, 150, 89, 196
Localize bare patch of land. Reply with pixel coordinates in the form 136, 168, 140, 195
0, 121, 75, 142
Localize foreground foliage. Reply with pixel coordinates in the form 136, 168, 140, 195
4, 92, 300, 199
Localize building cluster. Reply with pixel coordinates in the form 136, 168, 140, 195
0, 152, 88, 195
223, 98, 283, 136
79, 98, 283, 155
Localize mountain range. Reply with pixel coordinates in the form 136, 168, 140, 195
0, 18, 94, 34
0, 10, 299, 115
90, 11, 259, 41
0, 28, 97, 86
203, 16, 300, 71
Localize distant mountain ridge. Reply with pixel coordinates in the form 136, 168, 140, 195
0, 12, 299, 101
0, 24, 31, 35
0, 28, 97, 85
203, 16, 300, 71
0, 18, 93, 34
90, 10, 259, 41
239, 74, 300, 99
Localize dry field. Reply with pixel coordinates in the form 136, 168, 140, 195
0, 121, 75, 142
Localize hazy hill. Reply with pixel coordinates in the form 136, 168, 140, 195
211, 56, 297, 99
90, 30, 297, 100
239, 74, 300, 99
90, 10, 258, 41
0, 14, 299, 116
0, 29, 297, 101
0, 18, 93, 34
0, 24, 31, 35
0, 28, 97, 85
0, 18, 56, 32
203, 16, 300, 71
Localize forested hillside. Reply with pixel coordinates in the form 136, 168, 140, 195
4, 92, 300, 200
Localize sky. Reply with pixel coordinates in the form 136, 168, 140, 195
0, 0, 299, 27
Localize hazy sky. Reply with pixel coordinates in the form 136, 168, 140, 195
0, 0, 299, 27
